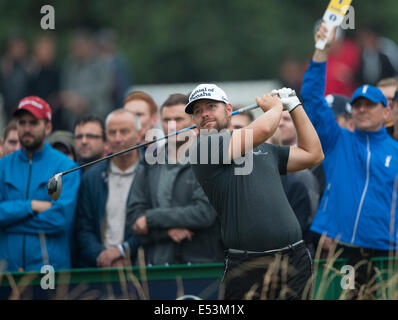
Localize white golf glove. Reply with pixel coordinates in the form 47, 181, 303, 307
271, 87, 301, 112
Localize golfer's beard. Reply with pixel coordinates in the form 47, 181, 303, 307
212, 119, 229, 131
202, 113, 231, 132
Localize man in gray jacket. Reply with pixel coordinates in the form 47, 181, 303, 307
127, 94, 224, 266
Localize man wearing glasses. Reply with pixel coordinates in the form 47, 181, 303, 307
73, 114, 108, 171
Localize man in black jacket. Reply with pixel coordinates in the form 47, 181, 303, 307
127, 94, 225, 266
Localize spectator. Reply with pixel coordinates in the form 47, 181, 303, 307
266, 127, 282, 145
0, 35, 30, 120
73, 114, 108, 170
128, 94, 224, 266
75, 109, 140, 268
376, 77, 398, 128
97, 29, 133, 109
229, 108, 254, 130
280, 57, 305, 97
0, 96, 80, 271
0, 98, 6, 135
379, 37, 398, 73
47, 130, 76, 161
123, 91, 159, 143
60, 30, 113, 130
301, 23, 398, 298
355, 27, 397, 86
310, 94, 354, 205
0, 120, 20, 157
325, 94, 354, 131
390, 90, 398, 141
278, 111, 320, 256
28, 35, 64, 131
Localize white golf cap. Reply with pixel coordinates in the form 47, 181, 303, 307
185, 83, 229, 114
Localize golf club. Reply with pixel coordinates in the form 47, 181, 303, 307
47, 102, 260, 201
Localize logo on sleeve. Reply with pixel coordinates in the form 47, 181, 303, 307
252, 150, 269, 157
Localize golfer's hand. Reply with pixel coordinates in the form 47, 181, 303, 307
31, 200, 52, 213
133, 216, 149, 235
96, 247, 123, 268
168, 228, 194, 243
271, 88, 301, 113
256, 93, 283, 113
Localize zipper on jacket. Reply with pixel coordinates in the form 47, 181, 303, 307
22, 159, 33, 270
26, 159, 32, 198
351, 135, 371, 244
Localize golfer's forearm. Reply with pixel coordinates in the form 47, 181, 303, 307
291, 106, 323, 160
246, 107, 282, 143
257, 104, 283, 134
230, 104, 282, 158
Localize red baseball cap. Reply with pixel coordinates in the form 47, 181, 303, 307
13, 96, 52, 121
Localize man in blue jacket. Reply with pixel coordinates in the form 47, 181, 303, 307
0, 96, 80, 272
301, 23, 398, 298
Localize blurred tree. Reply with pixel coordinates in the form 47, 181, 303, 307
0, 0, 396, 84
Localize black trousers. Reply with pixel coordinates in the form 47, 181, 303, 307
221, 243, 313, 300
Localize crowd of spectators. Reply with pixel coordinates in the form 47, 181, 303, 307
279, 24, 398, 99
0, 29, 133, 134
0, 24, 398, 303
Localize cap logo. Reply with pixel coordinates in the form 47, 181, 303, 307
190, 87, 215, 101
185, 84, 229, 114
325, 94, 334, 107
18, 100, 44, 110
362, 85, 369, 94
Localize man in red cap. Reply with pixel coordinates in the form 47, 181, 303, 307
13, 96, 53, 155
0, 96, 80, 272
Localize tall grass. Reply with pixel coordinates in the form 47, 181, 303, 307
1, 242, 398, 300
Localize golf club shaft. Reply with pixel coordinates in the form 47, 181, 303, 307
59, 103, 259, 176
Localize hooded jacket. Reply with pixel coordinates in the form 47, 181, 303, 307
0, 142, 80, 271
301, 60, 398, 250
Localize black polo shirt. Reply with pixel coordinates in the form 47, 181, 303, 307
189, 130, 302, 251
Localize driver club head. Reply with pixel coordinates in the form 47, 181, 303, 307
47, 173, 63, 201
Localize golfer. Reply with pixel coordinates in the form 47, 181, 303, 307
186, 84, 324, 300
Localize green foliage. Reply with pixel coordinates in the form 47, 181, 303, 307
0, 0, 397, 84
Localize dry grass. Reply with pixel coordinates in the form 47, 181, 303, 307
1, 238, 398, 300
